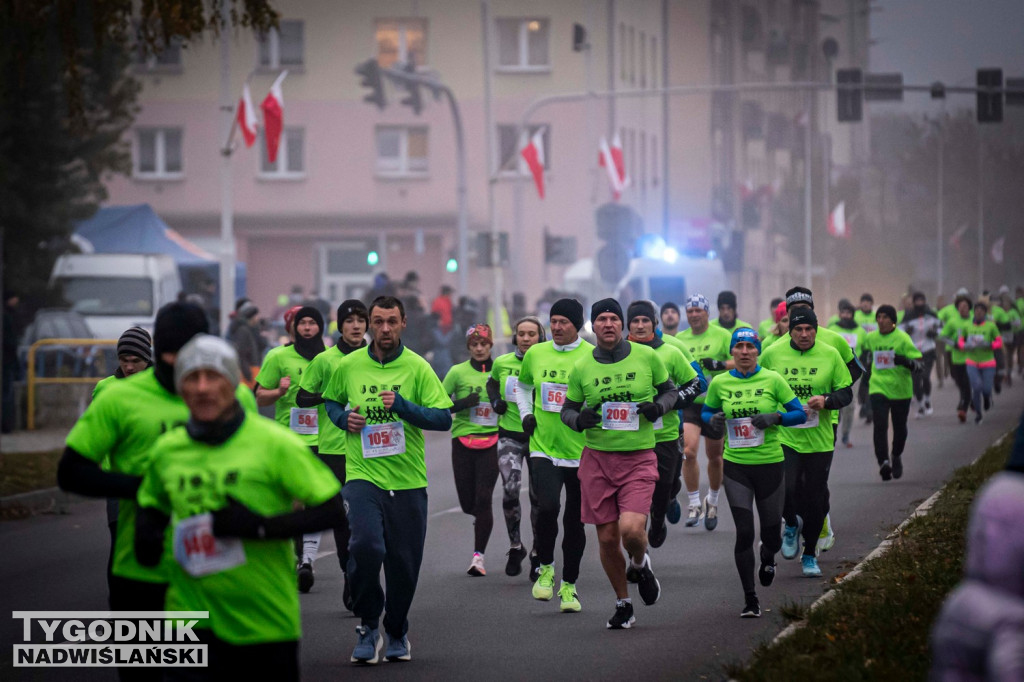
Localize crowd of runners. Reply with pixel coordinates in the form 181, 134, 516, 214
55, 281, 1023, 678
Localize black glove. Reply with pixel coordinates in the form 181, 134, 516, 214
212, 497, 267, 539
578, 407, 602, 430
493, 398, 508, 415
701, 358, 727, 372
893, 354, 909, 367
637, 401, 662, 422
521, 413, 537, 436
451, 392, 482, 412
709, 411, 726, 431
751, 412, 782, 430
926, 328, 938, 339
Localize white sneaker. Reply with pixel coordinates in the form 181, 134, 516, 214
467, 552, 485, 576
817, 513, 836, 553
684, 504, 703, 527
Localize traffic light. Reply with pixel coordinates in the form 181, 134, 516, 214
366, 250, 379, 266
977, 68, 1003, 123
399, 62, 423, 115
355, 59, 386, 109
836, 68, 863, 122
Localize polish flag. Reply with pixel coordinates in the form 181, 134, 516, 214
827, 201, 849, 239
520, 128, 546, 199
991, 236, 1005, 264
599, 133, 629, 200
261, 71, 287, 163
949, 223, 969, 249
236, 82, 258, 148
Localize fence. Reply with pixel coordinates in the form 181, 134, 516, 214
26, 339, 117, 430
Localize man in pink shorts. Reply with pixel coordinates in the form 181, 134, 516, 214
561, 298, 680, 629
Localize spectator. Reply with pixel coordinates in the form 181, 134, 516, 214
226, 301, 262, 387
431, 285, 455, 333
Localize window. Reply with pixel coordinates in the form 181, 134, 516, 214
133, 39, 182, 72
259, 128, 305, 178
497, 124, 550, 175
628, 26, 635, 84
61, 277, 154, 316
651, 37, 658, 87
619, 23, 626, 81
135, 127, 183, 179
496, 18, 550, 70
376, 19, 427, 68
258, 20, 304, 69
640, 32, 647, 88
375, 126, 429, 176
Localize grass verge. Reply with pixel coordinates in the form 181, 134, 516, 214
727, 430, 1014, 682
0, 450, 62, 498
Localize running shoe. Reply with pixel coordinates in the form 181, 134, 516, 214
879, 460, 892, 481
351, 626, 383, 665
505, 545, 527, 577
957, 409, 967, 423
801, 555, 822, 577
297, 562, 314, 593
841, 433, 849, 447
758, 545, 776, 587
975, 413, 984, 425
342, 571, 354, 611
648, 519, 667, 548
983, 395, 992, 411
666, 498, 682, 525
684, 504, 703, 527
636, 554, 661, 605
915, 406, 924, 419
532, 564, 555, 600
385, 634, 411, 662
925, 401, 934, 416
625, 560, 640, 584
467, 552, 485, 577
781, 516, 803, 560
607, 600, 635, 629
528, 550, 540, 583
892, 455, 903, 480
845, 440, 854, 449
817, 513, 835, 553
558, 581, 581, 613
740, 596, 761, 618
704, 499, 718, 531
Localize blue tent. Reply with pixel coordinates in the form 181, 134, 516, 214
73, 204, 246, 298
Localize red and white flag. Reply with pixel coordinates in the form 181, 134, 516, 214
261, 71, 287, 163
599, 133, 628, 200
827, 201, 849, 239
949, 223, 969, 249
991, 236, 1005, 264
236, 82, 258, 148
520, 128, 546, 199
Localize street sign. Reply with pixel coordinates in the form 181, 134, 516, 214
864, 73, 904, 101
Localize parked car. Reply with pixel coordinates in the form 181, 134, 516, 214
19, 308, 108, 378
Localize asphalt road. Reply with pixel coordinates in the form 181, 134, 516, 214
2, 379, 1020, 681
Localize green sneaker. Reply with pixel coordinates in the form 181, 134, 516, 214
558, 581, 581, 612
817, 513, 836, 553
532, 564, 554, 601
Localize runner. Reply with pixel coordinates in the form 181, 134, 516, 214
862, 304, 923, 480
826, 299, 866, 448
899, 292, 942, 418
760, 308, 852, 578
761, 301, 789, 349
557, 298, 679, 629
676, 294, 734, 529
135, 334, 342, 681
992, 286, 1016, 390
254, 305, 327, 593
702, 328, 806, 617
999, 288, 1021, 385
958, 297, 1002, 425
322, 295, 453, 664
855, 293, 877, 422
758, 298, 785, 340
514, 298, 593, 612
660, 302, 682, 336
442, 323, 500, 577
940, 292, 975, 422
712, 290, 752, 332
485, 316, 545, 577
622, 301, 701, 549
296, 298, 370, 611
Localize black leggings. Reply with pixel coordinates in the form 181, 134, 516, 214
651, 439, 682, 526
530, 456, 586, 583
723, 460, 784, 598
912, 350, 936, 402
316, 452, 351, 571
782, 447, 833, 556
108, 575, 169, 682
451, 438, 499, 554
950, 363, 972, 412
869, 394, 911, 464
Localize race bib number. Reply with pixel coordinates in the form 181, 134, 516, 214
873, 350, 896, 370
601, 402, 639, 431
470, 402, 498, 427
289, 407, 318, 435
792, 408, 820, 430
863, 323, 878, 333
969, 334, 987, 347
726, 417, 765, 448
173, 513, 246, 578
503, 376, 518, 401
840, 333, 858, 350
540, 382, 567, 413
652, 416, 664, 430
360, 421, 405, 458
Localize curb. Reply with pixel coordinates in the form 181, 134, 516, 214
771, 428, 1012, 645
0, 487, 89, 516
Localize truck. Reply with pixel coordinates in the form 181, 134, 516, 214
49, 253, 182, 340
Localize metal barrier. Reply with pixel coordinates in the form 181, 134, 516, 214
26, 338, 117, 430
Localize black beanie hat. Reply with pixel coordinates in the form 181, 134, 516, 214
337, 299, 369, 324
550, 298, 584, 331
293, 305, 325, 334
785, 286, 815, 310
838, 298, 855, 313
153, 302, 209, 357
627, 300, 658, 327
788, 308, 818, 331
876, 304, 898, 322
717, 290, 737, 310
660, 301, 680, 315
117, 326, 153, 363
591, 298, 624, 324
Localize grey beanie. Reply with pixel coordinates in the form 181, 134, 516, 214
174, 334, 242, 392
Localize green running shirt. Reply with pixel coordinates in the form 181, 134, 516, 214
862, 329, 922, 399
704, 368, 797, 465
855, 309, 877, 332
517, 339, 594, 463
298, 346, 353, 455
676, 324, 733, 405
941, 313, 973, 365
443, 360, 498, 437
490, 352, 525, 433
256, 345, 325, 448
957, 320, 1000, 365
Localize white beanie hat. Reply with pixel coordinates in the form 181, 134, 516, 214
174, 334, 242, 392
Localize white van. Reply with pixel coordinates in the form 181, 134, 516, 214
49, 253, 182, 339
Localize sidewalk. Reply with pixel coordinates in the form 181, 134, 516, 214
0, 428, 69, 454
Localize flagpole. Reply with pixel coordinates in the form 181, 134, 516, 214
936, 117, 944, 300
804, 89, 813, 287
218, 4, 236, 336
977, 128, 984, 294
482, 0, 505, 346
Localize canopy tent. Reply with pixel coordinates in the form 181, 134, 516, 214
73, 204, 245, 298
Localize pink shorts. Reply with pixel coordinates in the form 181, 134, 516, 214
578, 447, 658, 525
